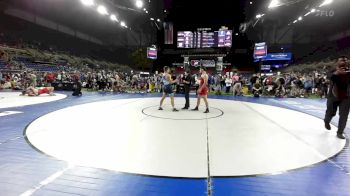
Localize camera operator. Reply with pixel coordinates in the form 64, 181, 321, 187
324, 56, 350, 139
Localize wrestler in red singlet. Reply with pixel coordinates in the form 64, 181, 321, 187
38, 87, 49, 95
198, 76, 209, 96
191, 66, 210, 113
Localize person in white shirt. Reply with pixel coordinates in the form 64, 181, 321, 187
225, 76, 232, 93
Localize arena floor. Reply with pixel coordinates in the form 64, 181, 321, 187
0, 91, 349, 196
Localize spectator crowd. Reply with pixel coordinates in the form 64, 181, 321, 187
0, 43, 340, 98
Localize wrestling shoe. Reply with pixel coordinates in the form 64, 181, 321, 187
158, 107, 163, 110
191, 107, 199, 111
204, 108, 209, 113
337, 133, 346, 140
173, 108, 179, 112
324, 122, 331, 130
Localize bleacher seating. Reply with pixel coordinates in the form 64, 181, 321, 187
25, 63, 60, 72
12, 56, 31, 63
0, 60, 7, 70
0, 58, 60, 72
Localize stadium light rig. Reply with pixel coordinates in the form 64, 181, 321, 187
268, 0, 281, 8
135, 0, 144, 8
320, 0, 333, 7
256, 14, 265, 19
304, 12, 311, 16
97, 5, 108, 15
120, 21, 126, 27
81, 0, 94, 6
110, 14, 119, 22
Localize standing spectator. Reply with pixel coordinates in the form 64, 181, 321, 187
214, 74, 222, 95
220, 75, 225, 91
304, 75, 314, 97
250, 74, 259, 92
57, 72, 62, 82
320, 74, 329, 98
233, 78, 242, 96
29, 72, 37, 87
225, 76, 232, 93
45, 72, 55, 87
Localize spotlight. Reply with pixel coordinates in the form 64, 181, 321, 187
145, 10, 149, 14
97, 5, 108, 15
150, 18, 154, 21
256, 14, 264, 19
250, 1, 253, 5
157, 18, 161, 22
304, 12, 311, 16
135, 0, 143, 8
143, 8, 146, 11
311, 8, 316, 13
81, 0, 94, 6
268, 0, 281, 8
320, 0, 333, 7
298, 16, 303, 21
110, 14, 118, 22
293, 20, 298, 23
120, 21, 126, 27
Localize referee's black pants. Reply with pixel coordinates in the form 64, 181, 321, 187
324, 94, 350, 134
184, 87, 190, 108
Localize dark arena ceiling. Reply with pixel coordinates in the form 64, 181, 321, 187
1, 0, 350, 47
0, 0, 164, 46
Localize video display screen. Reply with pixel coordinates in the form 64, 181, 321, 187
202, 31, 216, 48
147, 47, 157, 59
177, 28, 232, 48
177, 31, 194, 48
254, 42, 268, 59
218, 30, 232, 47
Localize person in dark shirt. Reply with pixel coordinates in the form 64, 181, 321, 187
324, 56, 350, 139
250, 74, 259, 93
182, 69, 191, 109
252, 80, 262, 97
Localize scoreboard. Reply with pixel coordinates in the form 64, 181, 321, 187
177, 27, 232, 48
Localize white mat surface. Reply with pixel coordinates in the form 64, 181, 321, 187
0, 92, 66, 109
25, 98, 346, 178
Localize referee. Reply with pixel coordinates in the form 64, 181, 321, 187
324, 56, 350, 139
182, 69, 191, 109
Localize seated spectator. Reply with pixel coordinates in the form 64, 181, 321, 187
253, 80, 262, 97
275, 76, 286, 97
0, 80, 6, 90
